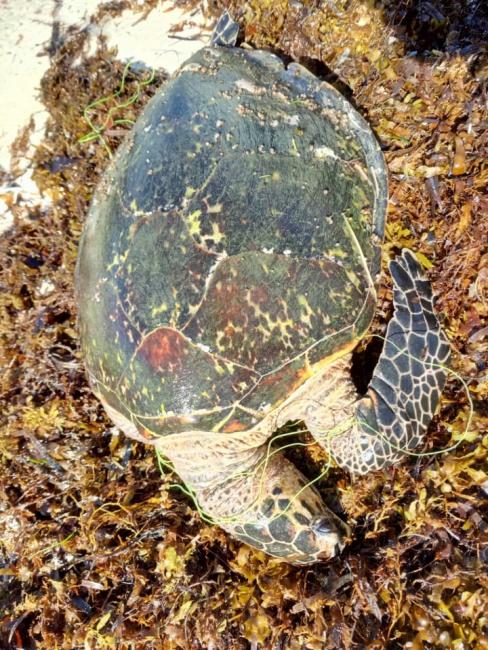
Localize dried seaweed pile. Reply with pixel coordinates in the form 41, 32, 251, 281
1, 1, 487, 648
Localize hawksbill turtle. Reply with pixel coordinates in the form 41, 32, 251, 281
76, 12, 450, 563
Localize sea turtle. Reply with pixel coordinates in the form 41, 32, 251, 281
76, 12, 450, 564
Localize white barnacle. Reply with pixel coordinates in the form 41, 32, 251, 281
284, 114, 300, 126
196, 342, 211, 353
181, 62, 206, 74
272, 90, 290, 103
235, 79, 265, 95
314, 146, 337, 160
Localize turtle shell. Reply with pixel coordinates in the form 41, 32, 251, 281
76, 45, 387, 437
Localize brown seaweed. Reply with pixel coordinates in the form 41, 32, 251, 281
0, 1, 487, 648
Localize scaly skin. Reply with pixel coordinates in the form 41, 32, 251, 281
322, 250, 450, 475
283, 252, 450, 480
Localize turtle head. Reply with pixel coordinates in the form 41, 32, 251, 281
157, 433, 350, 564
225, 455, 351, 564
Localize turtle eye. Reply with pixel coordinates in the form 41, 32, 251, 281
310, 516, 335, 536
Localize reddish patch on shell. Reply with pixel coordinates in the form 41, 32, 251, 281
222, 419, 251, 433
259, 362, 308, 394
214, 281, 246, 323
250, 285, 270, 304
139, 327, 188, 371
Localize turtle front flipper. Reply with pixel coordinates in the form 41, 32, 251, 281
155, 430, 349, 564
329, 249, 450, 475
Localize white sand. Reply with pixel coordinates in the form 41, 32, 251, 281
0, 0, 211, 234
